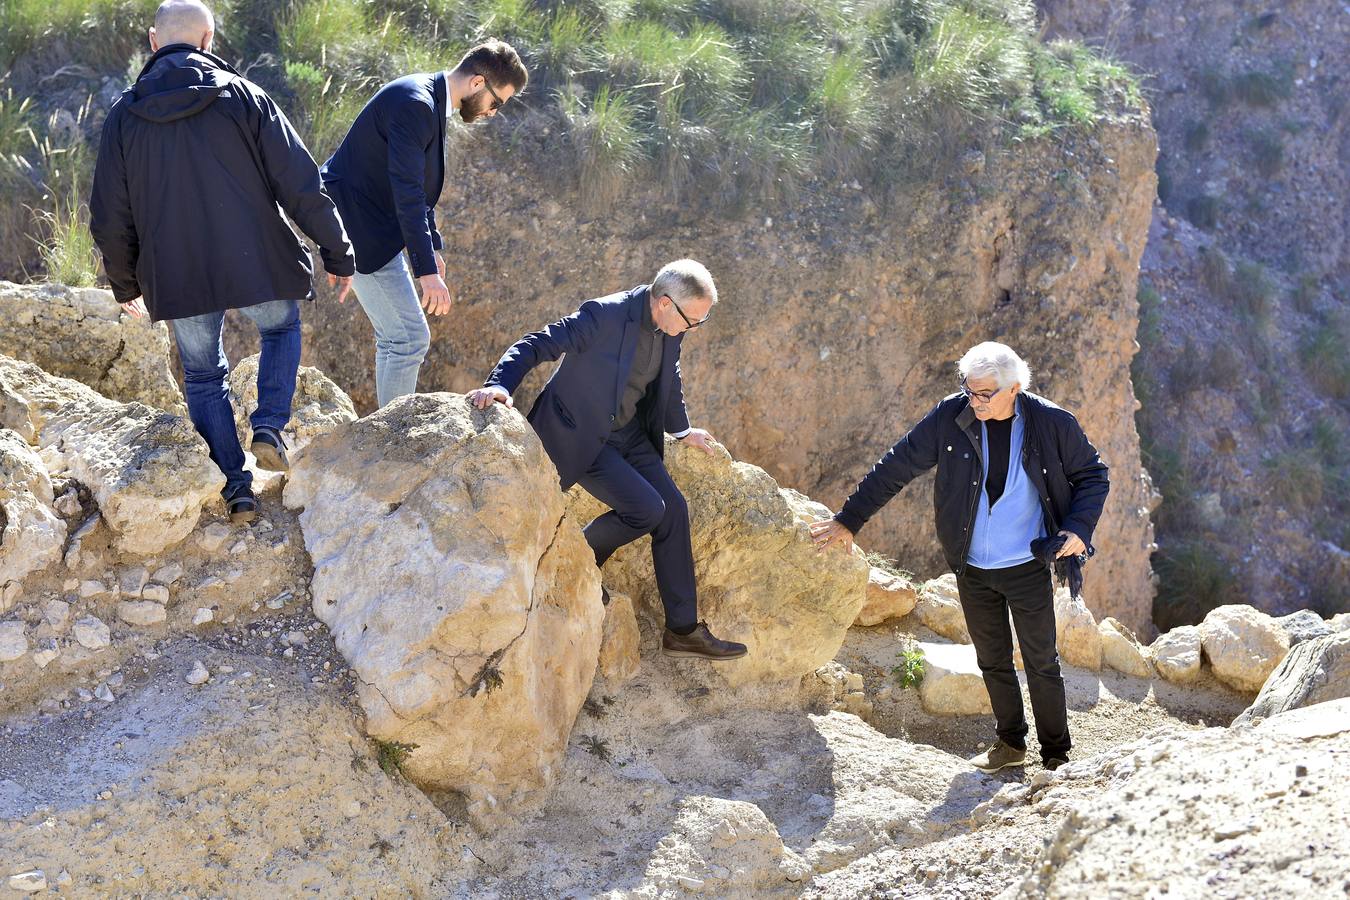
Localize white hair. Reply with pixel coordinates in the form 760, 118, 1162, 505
651, 259, 718, 306
957, 341, 1032, 391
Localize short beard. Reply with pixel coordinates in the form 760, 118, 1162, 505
459, 89, 493, 123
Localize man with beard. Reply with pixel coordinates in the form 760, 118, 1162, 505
322, 40, 527, 406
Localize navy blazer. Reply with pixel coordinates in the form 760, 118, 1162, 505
320, 73, 446, 277
485, 286, 692, 489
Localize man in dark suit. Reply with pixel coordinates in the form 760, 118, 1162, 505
811, 342, 1109, 773
468, 260, 747, 661
90, 0, 355, 524
321, 40, 527, 407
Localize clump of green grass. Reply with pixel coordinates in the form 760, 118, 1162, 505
374, 738, 418, 777
1262, 448, 1326, 508
1152, 539, 1241, 630
1232, 67, 1292, 107
1247, 129, 1284, 177
1292, 273, 1320, 315
892, 646, 925, 688
1300, 314, 1350, 401
1231, 258, 1275, 323
558, 84, 645, 209
1198, 245, 1231, 296
1187, 194, 1220, 230
33, 193, 100, 287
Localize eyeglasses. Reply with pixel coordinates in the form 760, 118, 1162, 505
479, 76, 507, 111
665, 295, 712, 331
959, 377, 1003, 404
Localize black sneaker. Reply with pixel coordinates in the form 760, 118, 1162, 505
1044, 756, 1069, 772
250, 426, 290, 472
227, 489, 258, 525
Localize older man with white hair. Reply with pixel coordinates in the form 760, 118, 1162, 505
811, 341, 1109, 773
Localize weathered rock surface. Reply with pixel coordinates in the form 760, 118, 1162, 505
1055, 589, 1101, 671
228, 353, 357, 452
596, 590, 641, 685
1200, 604, 1291, 693
0, 355, 222, 555
1234, 632, 1350, 726
568, 439, 868, 688
855, 567, 918, 626
916, 642, 991, 717
635, 796, 810, 896
0, 281, 184, 414
914, 575, 970, 644
0, 428, 66, 605
1098, 617, 1153, 679
1149, 624, 1202, 685
1008, 700, 1350, 898
1276, 609, 1334, 646
286, 394, 603, 821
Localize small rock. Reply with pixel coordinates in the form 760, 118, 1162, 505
54, 489, 82, 517
229, 539, 247, 555
0, 621, 29, 662
107, 671, 124, 687
43, 599, 71, 629
1151, 625, 1202, 684
266, 590, 293, 610
8, 869, 46, 892
118, 567, 149, 597
32, 638, 60, 669
1275, 610, 1332, 646
186, 660, 210, 685
141, 583, 171, 604
118, 600, 167, 627
915, 576, 970, 643
73, 616, 111, 650
77, 687, 94, 702
193, 607, 214, 626
151, 563, 185, 585
95, 682, 114, 702
918, 642, 991, 715
343, 799, 361, 817
61, 578, 78, 592
79, 580, 110, 599
198, 522, 232, 553
2, 581, 22, 609
282, 630, 308, 647
1100, 617, 1154, 678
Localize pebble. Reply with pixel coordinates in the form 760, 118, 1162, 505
186, 661, 210, 685
32, 639, 60, 669
193, 608, 214, 626
73, 615, 111, 650
54, 489, 81, 517
118, 567, 149, 597
283, 630, 308, 647
107, 672, 124, 687
198, 523, 232, 553
43, 599, 71, 629
95, 683, 114, 703
229, 540, 247, 555
61, 579, 79, 592
343, 800, 361, 818
79, 580, 109, 599
0, 621, 28, 662
77, 688, 94, 702
8, 870, 46, 893
266, 591, 293, 609
118, 600, 167, 627
141, 583, 171, 604
151, 563, 185, 585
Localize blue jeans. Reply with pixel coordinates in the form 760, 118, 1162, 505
171, 298, 301, 501
351, 252, 430, 407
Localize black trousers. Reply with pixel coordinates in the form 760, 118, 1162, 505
575, 419, 697, 631
956, 559, 1071, 761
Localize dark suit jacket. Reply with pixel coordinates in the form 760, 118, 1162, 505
485, 286, 692, 489
320, 73, 446, 276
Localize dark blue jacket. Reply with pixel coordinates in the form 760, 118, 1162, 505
835, 391, 1110, 575
485, 286, 692, 489
320, 73, 446, 277
89, 45, 354, 322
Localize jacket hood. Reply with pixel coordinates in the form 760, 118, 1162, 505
124, 44, 240, 123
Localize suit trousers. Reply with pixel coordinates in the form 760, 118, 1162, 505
956, 559, 1072, 761
575, 418, 697, 631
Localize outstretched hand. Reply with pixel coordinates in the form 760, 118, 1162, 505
680, 428, 717, 455
468, 386, 512, 410
809, 518, 854, 553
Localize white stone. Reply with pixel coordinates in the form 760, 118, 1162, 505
1056, 588, 1102, 670
118, 600, 167, 627
917, 642, 991, 716
0, 620, 28, 662
192, 607, 214, 626
79, 580, 110, 599
42, 599, 70, 629
95, 682, 114, 702
0, 430, 66, 602
915, 575, 970, 643
1100, 617, 1154, 678
141, 583, 170, 604
32, 638, 59, 668
151, 562, 185, 585
186, 660, 210, 685
1200, 605, 1291, 693
1151, 625, 1202, 684
8, 870, 46, 892
118, 566, 148, 597
855, 566, 919, 626
198, 523, 232, 553
72, 615, 111, 650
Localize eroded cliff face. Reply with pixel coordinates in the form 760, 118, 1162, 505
240, 113, 1159, 632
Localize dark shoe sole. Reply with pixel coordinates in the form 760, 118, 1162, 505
973, 757, 1026, 774
661, 647, 749, 661
250, 439, 289, 472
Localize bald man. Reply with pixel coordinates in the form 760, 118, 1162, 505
91, 0, 355, 525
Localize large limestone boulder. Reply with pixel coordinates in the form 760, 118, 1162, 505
1099, 617, 1153, 678
1200, 604, 1291, 693
596, 590, 641, 685
635, 796, 810, 896
1150, 624, 1203, 684
0, 281, 184, 413
916, 642, 991, 716
0, 355, 221, 556
914, 574, 970, 643
1055, 589, 1101, 671
1234, 631, 1350, 725
567, 439, 868, 688
285, 394, 603, 821
855, 566, 918, 626
228, 353, 357, 452
0, 429, 66, 606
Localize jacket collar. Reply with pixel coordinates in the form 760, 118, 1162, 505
138, 43, 241, 80
626, 285, 651, 322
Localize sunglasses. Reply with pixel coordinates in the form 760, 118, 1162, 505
480, 77, 507, 111
666, 294, 712, 330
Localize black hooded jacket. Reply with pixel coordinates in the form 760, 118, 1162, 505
90, 44, 354, 321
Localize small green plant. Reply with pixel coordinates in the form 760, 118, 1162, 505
1262, 448, 1326, 508
1232, 68, 1292, 107
892, 647, 925, 689
1136, 281, 1163, 345
1247, 129, 1284, 177
1187, 194, 1220, 230
559, 84, 645, 210
1152, 539, 1241, 630
1300, 314, 1350, 400
465, 648, 507, 697
579, 734, 612, 762
1231, 259, 1274, 324
374, 739, 418, 777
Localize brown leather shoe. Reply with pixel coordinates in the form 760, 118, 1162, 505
661, 622, 748, 660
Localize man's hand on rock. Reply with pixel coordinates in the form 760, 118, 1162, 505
1056, 530, 1086, 558
809, 519, 854, 554
680, 428, 717, 455
468, 386, 512, 410
120, 297, 147, 319
328, 273, 353, 303
419, 273, 453, 316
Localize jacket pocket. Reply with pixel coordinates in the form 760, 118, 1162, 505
551, 393, 576, 429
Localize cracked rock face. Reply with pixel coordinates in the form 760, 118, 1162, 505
0, 355, 221, 556
0, 428, 66, 606
568, 440, 869, 690
228, 353, 357, 453
285, 394, 603, 822
0, 281, 185, 414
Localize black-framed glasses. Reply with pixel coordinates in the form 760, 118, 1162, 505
959, 377, 1003, 404
479, 76, 507, 111
666, 294, 712, 331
